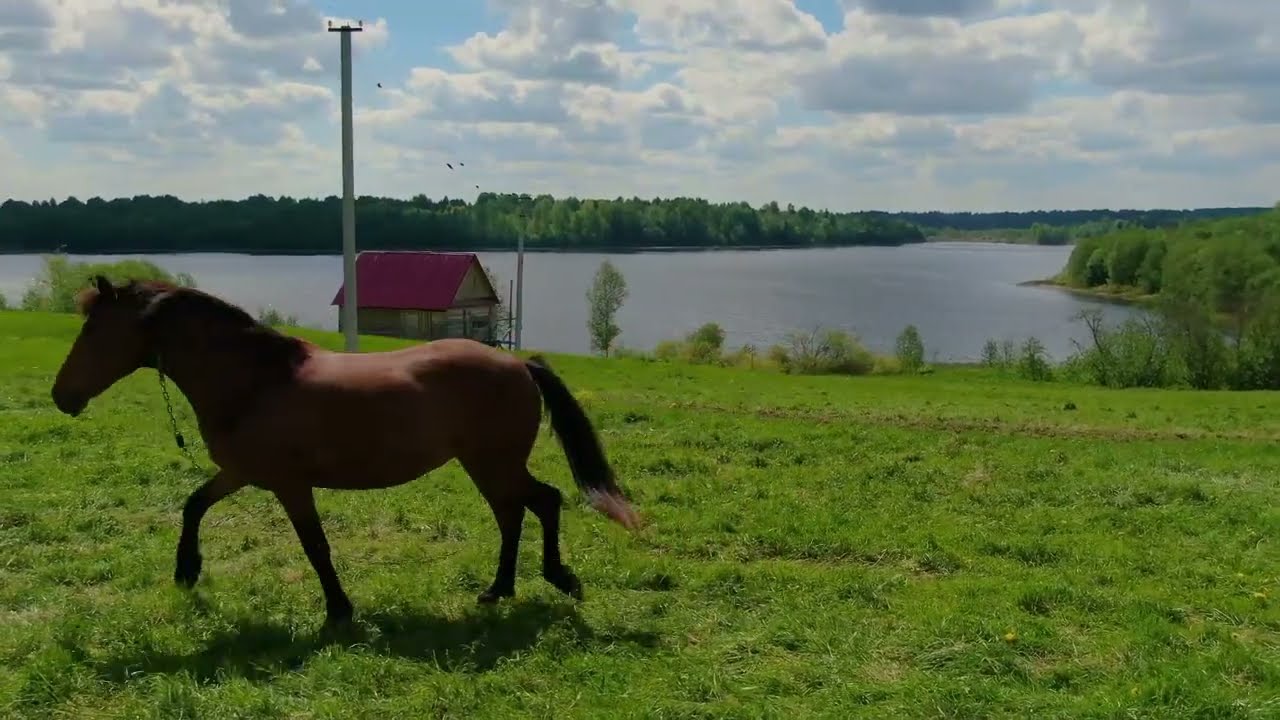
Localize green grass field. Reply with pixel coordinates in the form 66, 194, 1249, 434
1, 309, 1278, 718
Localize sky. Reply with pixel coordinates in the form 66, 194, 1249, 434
1, 0, 1279, 213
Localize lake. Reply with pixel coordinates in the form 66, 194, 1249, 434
0, 244, 1137, 362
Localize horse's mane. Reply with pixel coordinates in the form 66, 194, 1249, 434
83, 279, 309, 375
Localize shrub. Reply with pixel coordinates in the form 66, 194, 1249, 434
257, 306, 300, 328
1155, 300, 1230, 389
684, 322, 726, 364
21, 255, 195, 313
1016, 337, 1054, 382
1070, 310, 1175, 388
612, 346, 653, 361
1235, 297, 1280, 389
872, 354, 903, 375
653, 340, 683, 362
784, 327, 875, 376
766, 343, 791, 372
724, 343, 759, 369
981, 338, 1017, 369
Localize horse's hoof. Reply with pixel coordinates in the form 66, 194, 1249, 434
323, 606, 354, 631
477, 587, 514, 604
546, 567, 583, 601
323, 615, 353, 632
173, 555, 202, 589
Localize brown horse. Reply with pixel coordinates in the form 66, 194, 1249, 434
50, 275, 639, 627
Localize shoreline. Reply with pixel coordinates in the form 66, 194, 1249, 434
0, 241, 929, 257
1, 235, 1085, 256
1018, 278, 1156, 307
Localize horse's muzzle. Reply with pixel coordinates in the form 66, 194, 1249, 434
51, 387, 87, 417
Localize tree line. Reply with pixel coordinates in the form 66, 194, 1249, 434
0, 193, 926, 254
2, 193, 1267, 255
905, 206, 1268, 233
1060, 206, 1280, 307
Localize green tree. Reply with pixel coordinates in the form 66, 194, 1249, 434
895, 324, 926, 372
586, 260, 627, 356
1136, 237, 1166, 293
1106, 232, 1149, 286
684, 322, 726, 364
1084, 248, 1110, 286
1066, 235, 1106, 285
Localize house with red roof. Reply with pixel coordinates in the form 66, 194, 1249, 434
330, 250, 503, 344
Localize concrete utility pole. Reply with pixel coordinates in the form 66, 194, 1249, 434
329, 19, 362, 351
514, 232, 525, 350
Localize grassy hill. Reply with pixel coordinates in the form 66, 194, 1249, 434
1, 311, 1277, 717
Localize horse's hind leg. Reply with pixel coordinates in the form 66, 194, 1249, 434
525, 472, 583, 600
273, 486, 354, 627
463, 457, 528, 604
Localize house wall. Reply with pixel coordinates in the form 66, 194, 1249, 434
348, 306, 497, 342
353, 308, 409, 337
453, 264, 497, 305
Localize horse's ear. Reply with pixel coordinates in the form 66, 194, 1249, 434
94, 275, 116, 299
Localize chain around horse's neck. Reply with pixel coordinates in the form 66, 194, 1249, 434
154, 352, 204, 471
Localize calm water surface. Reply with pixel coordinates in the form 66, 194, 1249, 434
0, 244, 1137, 361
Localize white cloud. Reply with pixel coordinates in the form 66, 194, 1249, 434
448, 0, 646, 84
625, 0, 826, 52
1, 0, 1278, 210
841, 0, 999, 18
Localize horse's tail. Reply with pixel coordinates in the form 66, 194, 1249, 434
525, 355, 640, 531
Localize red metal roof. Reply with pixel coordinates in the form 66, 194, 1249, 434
330, 250, 487, 311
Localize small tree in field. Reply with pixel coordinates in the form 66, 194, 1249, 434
586, 260, 627, 356
895, 324, 925, 372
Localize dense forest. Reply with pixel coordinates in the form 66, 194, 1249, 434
0, 193, 1267, 255
1060, 206, 1280, 304
1050, 206, 1280, 389
0, 193, 926, 254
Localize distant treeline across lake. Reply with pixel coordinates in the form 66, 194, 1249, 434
0, 192, 1268, 254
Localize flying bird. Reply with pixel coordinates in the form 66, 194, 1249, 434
376, 82, 383, 88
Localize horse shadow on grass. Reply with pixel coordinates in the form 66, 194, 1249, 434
93, 598, 661, 685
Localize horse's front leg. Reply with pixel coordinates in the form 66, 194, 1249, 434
273, 486, 354, 628
175, 470, 247, 588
